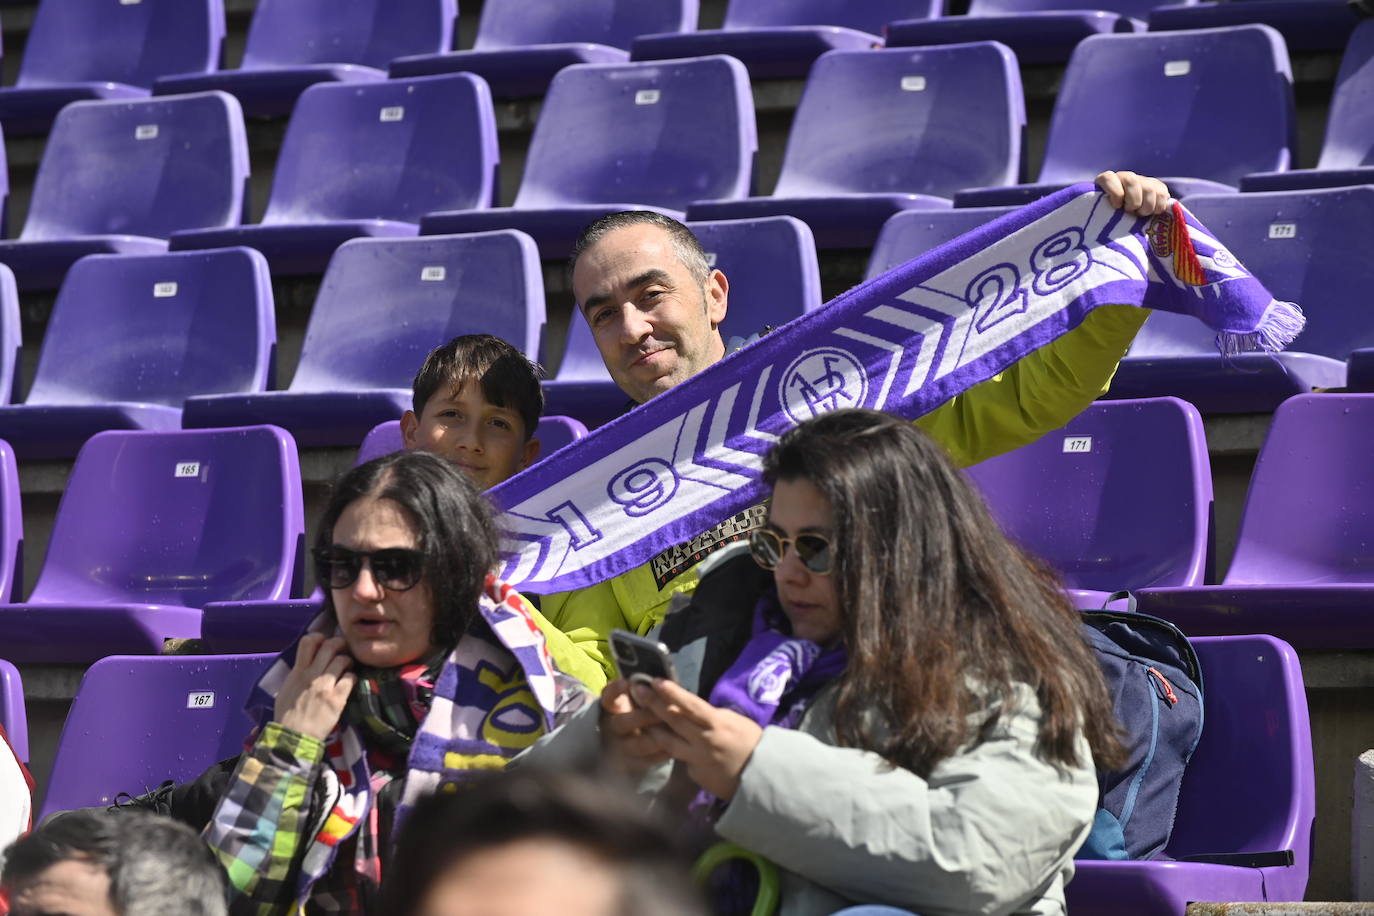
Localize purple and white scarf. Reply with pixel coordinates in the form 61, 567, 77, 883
491, 185, 1303, 594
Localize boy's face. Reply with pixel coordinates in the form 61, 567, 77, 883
401, 380, 540, 490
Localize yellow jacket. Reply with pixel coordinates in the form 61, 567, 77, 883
540, 306, 1149, 677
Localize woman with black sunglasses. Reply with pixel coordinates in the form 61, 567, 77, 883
203, 450, 593, 915
520, 409, 1125, 916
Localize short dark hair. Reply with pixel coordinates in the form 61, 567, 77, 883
383, 769, 706, 916
411, 334, 544, 441
569, 211, 712, 296
316, 450, 498, 651
3, 810, 227, 916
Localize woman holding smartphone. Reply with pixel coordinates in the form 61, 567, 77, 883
521, 409, 1124, 916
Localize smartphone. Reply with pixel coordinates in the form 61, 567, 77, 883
610, 629, 679, 690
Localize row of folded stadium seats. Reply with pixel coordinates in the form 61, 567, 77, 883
0, 0, 1364, 134
0, 392, 1369, 665
0, 21, 1367, 282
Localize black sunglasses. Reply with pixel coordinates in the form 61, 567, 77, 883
313, 545, 426, 592
748, 528, 834, 575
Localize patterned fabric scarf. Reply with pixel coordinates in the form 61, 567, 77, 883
229, 575, 575, 909
490, 186, 1303, 595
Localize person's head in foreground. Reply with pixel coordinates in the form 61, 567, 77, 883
3, 810, 227, 916
402, 334, 545, 490
383, 769, 706, 916
570, 211, 728, 406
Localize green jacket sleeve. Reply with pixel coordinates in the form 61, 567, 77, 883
518, 593, 609, 692
916, 305, 1148, 467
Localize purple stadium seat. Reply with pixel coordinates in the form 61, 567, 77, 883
1149, 0, 1361, 52
0, 248, 275, 460
886, 0, 1185, 64
965, 398, 1211, 607
169, 75, 498, 275
419, 56, 756, 256
0, 426, 302, 665
0, 265, 20, 404
0, 0, 223, 136
390, 0, 698, 98
0, 440, 21, 604
865, 206, 1017, 279
1137, 394, 1374, 648
686, 45, 1022, 248
1108, 186, 1373, 412
0, 92, 249, 291
0, 659, 26, 763
1068, 634, 1314, 913
954, 26, 1294, 208
354, 415, 590, 467
181, 231, 545, 447
1242, 19, 1374, 192
630, 0, 942, 79
545, 215, 821, 428
153, 0, 455, 116
0, 124, 10, 239
39, 653, 275, 820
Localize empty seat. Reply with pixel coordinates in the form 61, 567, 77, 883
0, 0, 223, 136
181, 231, 545, 446
153, 0, 455, 116
419, 56, 756, 256
687, 45, 1022, 247
965, 398, 1212, 607
1108, 186, 1373, 411
0, 264, 20, 404
39, 653, 275, 821
0, 426, 303, 664
866, 205, 1017, 278
1150, 0, 1361, 53
1242, 19, 1374, 192
390, 0, 698, 98
887, 0, 1183, 64
631, 0, 942, 79
0, 248, 275, 459
0, 92, 249, 291
169, 74, 498, 275
1068, 635, 1314, 913
1137, 394, 1374, 648
0, 660, 25, 764
954, 26, 1294, 208
544, 215, 821, 428
0, 440, 22, 604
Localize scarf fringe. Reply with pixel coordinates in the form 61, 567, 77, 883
1216, 299, 1306, 357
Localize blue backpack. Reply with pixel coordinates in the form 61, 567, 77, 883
1076, 593, 1204, 861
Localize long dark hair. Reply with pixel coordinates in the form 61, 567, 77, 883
315, 450, 497, 651
762, 409, 1125, 777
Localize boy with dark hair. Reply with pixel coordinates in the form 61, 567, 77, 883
401, 334, 544, 492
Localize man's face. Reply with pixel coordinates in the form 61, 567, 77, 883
401, 380, 540, 490
9, 858, 118, 916
572, 224, 728, 404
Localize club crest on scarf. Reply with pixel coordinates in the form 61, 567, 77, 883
491, 184, 1304, 596
747, 641, 823, 707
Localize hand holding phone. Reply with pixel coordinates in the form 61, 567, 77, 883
609, 629, 679, 693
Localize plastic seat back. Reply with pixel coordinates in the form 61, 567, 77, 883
1224, 394, 1374, 585
967, 0, 1168, 17
1038, 27, 1294, 187
0, 660, 26, 763
474, 0, 697, 50
40, 654, 276, 820
771, 45, 1021, 202
289, 232, 545, 394
24, 249, 274, 409
866, 206, 1017, 278
722, 0, 943, 33
0, 441, 22, 604
1317, 18, 1374, 169
514, 56, 755, 211
0, 265, 20, 404
16, 0, 223, 89
688, 217, 821, 342
1168, 635, 1314, 901
240, 0, 454, 70
28, 427, 303, 607
966, 398, 1212, 591
19, 92, 248, 242
1130, 187, 1374, 360
262, 75, 498, 225
357, 416, 587, 468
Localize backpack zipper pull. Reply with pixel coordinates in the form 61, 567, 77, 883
1146, 666, 1179, 705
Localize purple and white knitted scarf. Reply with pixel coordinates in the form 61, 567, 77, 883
491, 184, 1303, 594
